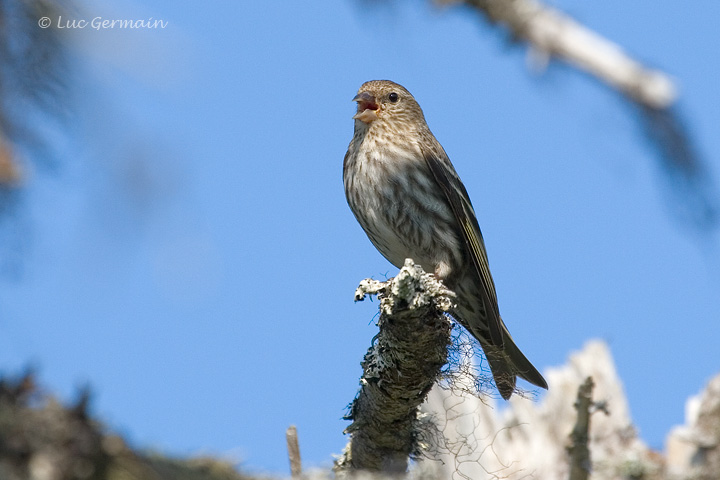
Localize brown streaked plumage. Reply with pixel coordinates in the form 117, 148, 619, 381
343, 80, 547, 399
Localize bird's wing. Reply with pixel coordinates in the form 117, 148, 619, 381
422, 144, 504, 348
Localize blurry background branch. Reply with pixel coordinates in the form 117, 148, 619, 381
567, 377, 594, 480
438, 0, 675, 108
285, 425, 302, 478
425, 0, 718, 230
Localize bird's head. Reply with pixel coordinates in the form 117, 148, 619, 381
352, 80, 425, 128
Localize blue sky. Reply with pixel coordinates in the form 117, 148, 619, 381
1, 0, 719, 475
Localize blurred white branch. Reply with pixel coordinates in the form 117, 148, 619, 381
439, 0, 676, 108
429, 0, 719, 230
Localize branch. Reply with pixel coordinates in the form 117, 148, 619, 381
442, 0, 674, 108
335, 259, 454, 475
435, 0, 718, 229
567, 376, 594, 480
286, 425, 302, 477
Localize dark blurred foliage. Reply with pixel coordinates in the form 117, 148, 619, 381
0, 0, 72, 273
0, 0, 71, 156
0, 0, 69, 157
638, 104, 718, 231
0, 372, 262, 480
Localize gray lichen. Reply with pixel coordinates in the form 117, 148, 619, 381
337, 259, 454, 475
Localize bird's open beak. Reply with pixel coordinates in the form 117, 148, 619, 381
352, 91, 379, 123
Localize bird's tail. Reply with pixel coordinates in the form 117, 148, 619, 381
489, 329, 548, 399
452, 292, 548, 399
482, 343, 517, 400
473, 321, 548, 400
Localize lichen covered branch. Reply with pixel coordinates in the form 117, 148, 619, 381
335, 259, 454, 475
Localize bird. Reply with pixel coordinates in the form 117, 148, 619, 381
343, 80, 548, 400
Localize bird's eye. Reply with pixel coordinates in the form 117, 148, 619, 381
388, 92, 399, 103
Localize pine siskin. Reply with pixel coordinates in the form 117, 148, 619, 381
343, 80, 548, 400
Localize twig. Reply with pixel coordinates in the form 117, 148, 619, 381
567, 376, 594, 480
286, 425, 302, 477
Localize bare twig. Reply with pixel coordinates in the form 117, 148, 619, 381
567, 376, 594, 480
286, 425, 302, 477
335, 259, 454, 475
